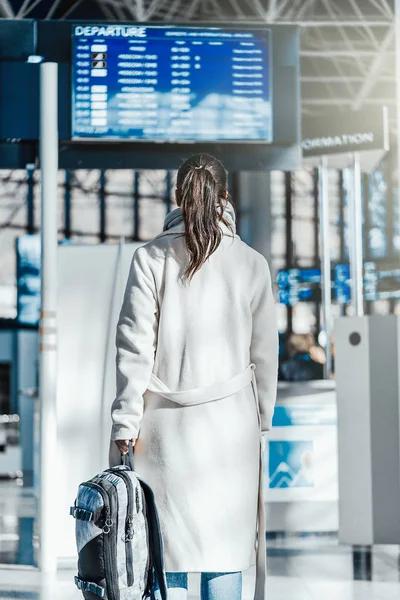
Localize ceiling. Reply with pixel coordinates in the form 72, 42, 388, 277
0, 0, 397, 130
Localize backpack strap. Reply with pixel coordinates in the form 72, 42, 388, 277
138, 478, 168, 600
70, 505, 103, 523
74, 576, 105, 598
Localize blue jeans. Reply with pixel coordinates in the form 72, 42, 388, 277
153, 571, 242, 600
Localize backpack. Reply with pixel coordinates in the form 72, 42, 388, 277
70, 444, 168, 600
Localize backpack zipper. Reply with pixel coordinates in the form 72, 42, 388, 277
83, 480, 119, 600
135, 485, 141, 513
107, 469, 135, 587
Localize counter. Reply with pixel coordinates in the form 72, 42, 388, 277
263, 380, 338, 533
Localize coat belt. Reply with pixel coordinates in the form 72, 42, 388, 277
147, 362, 257, 405
146, 362, 267, 600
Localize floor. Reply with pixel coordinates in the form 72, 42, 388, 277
1, 481, 400, 600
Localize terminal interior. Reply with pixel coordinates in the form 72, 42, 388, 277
1, 1, 400, 599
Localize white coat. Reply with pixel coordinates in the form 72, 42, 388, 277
109, 201, 279, 600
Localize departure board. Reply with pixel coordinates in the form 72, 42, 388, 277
71, 24, 272, 142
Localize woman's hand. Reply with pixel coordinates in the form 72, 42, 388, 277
115, 439, 136, 455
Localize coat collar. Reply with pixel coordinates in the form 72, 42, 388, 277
160, 200, 238, 238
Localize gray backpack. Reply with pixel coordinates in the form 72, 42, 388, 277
70, 445, 168, 600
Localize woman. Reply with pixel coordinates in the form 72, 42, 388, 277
279, 333, 324, 382
109, 153, 278, 600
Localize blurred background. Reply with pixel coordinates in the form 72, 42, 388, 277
1, 1, 400, 599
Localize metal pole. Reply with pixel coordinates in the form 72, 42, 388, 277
387, 151, 396, 257
338, 170, 346, 317
38, 62, 58, 573
349, 152, 364, 317
313, 167, 321, 335
165, 170, 172, 214
318, 156, 332, 379
27, 165, 35, 234
285, 171, 293, 336
338, 170, 346, 263
99, 170, 107, 243
133, 171, 140, 241
362, 173, 372, 317
396, 0, 400, 208
64, 170, 71, 240
230, 172, 241, 233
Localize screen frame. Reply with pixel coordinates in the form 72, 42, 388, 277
70, 22, 273, 144
26, 19, 301, 171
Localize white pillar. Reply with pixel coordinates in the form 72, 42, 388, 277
318, 156, 332, 378
235, 171, 272, 263
38, 62, 59, 572
349, 152, 364, 317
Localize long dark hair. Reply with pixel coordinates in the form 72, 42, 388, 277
176, 153, 234, 281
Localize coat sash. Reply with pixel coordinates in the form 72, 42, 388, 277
147, 363, 267, 600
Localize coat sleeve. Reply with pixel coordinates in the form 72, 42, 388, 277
250, 257, 279, 433
110, 246, 159, 442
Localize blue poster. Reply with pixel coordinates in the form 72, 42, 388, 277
72, 24, 272, 142
16, 234, 41, 326
268, 440, 314, 489
272, 405, 337, 427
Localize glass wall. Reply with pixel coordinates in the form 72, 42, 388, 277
0, 155, 399, 329
0, 169, 177, 320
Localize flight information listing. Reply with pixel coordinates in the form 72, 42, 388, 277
71, 25, 272, 142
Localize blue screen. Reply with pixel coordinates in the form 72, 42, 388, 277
71, 24, 272, 142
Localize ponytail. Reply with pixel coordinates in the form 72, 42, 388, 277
176, 154, 234, 281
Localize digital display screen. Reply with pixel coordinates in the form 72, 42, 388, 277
364, 262, 400, 302
334, 264, 350, 304
71, 24, 272, 142
276, 268, 322, 306
277, 263, 400, 306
